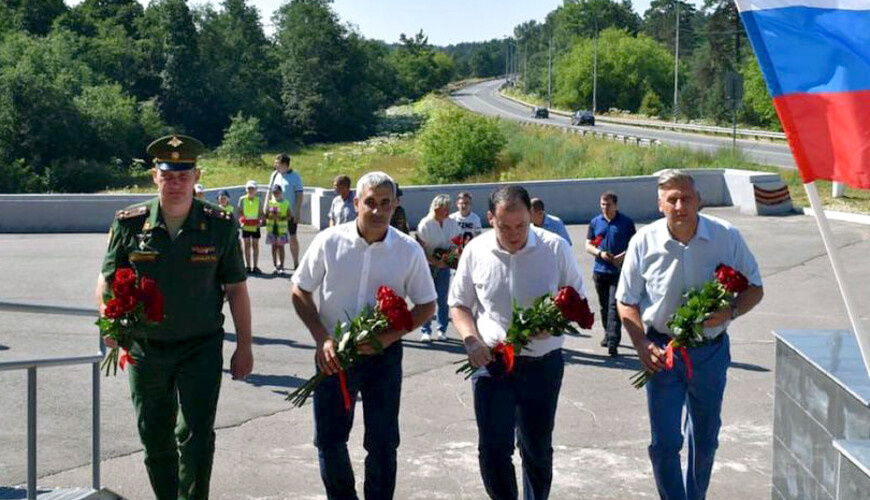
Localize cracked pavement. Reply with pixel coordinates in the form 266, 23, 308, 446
1, 207, 868, 499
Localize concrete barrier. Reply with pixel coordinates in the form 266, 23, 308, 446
0, 169, 792, 233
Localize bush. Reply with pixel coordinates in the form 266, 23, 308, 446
43, 158, 123, 193
417, 107, 506, 182
639, 90, 664, 118
216, 112, 266, 165
0, 159, 44, 193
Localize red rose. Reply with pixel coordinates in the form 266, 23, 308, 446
120, 294, 138, 313
451, 235, 464, 246
112, 280, 133, 298
376, 287, 407, 314
553, 286, 595, 328
114, 268, 136, 286
104, 298, 125, 319
146, 290, 164, 323
386, 308, 413, 332
136, 277, 163, 322
590, 235, 603, 248
715, 264, 749, 294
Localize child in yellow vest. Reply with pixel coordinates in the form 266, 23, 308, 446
266, 184, 290, 274
237, 180, 263, 274
217, 190, 234, 215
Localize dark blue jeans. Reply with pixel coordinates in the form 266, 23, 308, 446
646, 331, 730, 500
423, 267, 451, 334
313, 342, 403, 500
472, 349, 564, 500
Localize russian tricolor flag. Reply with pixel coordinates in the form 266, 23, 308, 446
737, 0, 870, 189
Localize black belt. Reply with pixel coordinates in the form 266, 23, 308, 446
516, 348, 562, 363
646, 328, 725, 346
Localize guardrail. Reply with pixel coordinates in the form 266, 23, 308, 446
0, 301, 102, 500
496, 86, 786, 142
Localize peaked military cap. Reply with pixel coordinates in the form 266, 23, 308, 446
147, 134, 206, 171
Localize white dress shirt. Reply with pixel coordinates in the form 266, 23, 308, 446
448, 226, 587, 357
615, 214, 762, 338
292, 222, 437, 332
416, 215, 461, 257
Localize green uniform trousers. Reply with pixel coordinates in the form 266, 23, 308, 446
128, 332, 223, 500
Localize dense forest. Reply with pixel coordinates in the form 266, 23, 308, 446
0, 0, 776, 193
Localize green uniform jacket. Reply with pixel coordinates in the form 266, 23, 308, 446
102, 197, 247, 342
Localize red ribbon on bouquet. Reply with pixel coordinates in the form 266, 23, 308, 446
337, 368, 352, 412
664, 341, 693, 380
493, 342, 516, 374
119, 348, 136, 370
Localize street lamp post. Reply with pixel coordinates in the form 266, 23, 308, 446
673, 1, 680, 122
592, 17, 598, 115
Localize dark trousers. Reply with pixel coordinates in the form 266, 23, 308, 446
472, 349, 564, 500
593, 272, 622, 346
128, 333, 224, 500
314, 342, 403, 500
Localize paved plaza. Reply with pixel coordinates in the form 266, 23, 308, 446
1, 207, 869, 499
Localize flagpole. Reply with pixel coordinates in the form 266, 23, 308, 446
804, 181, 870, 378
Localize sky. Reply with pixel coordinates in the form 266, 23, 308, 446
64, 0, 704, 46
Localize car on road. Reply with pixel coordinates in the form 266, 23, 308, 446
571, 110, 595, 126
531, 106, 549, 119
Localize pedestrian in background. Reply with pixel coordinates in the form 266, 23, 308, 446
416, 194, 461, 342
266, 184, 290, 274
237, 180, 263, 275
450, 191, 482, 240
268, 153, 304, 270
585, 191, 636, 357
530, 197, 572, 245
328, 174, 356, 227
390, 184, 410, 234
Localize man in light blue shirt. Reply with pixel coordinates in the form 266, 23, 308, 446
268, 154, 304, 269
530, 197, 572, 245
616, 170, 764, 500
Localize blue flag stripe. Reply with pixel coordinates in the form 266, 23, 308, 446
740, 6, 870, 97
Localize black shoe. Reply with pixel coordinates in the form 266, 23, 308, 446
608, 345, 619, 358
252, 267, 263, 275
246, 267, 252, 274
599, 337, 608, 347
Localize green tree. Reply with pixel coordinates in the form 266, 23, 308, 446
216, 112, 267, 164
641, 0, 698, 58
553, 28, 673, 113
273, 0, 386, 141
391, 30, 455, 100
4, 0, 67, 35
139, 0, 205, 138
740, 56, 779, 129
74, 83, 145, 162
418, 107, 506, 183
549, 0, 641, 50
196, 0, 282, 144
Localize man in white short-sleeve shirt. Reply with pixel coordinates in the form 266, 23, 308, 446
448, 185, 589, 500
616, 169, 764, 500
291, 171, 436, 500
268, 153, 304, 269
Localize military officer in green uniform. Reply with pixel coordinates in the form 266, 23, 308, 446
95, 134, 254, 500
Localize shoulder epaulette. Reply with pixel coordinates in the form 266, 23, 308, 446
115, 205, 149, 220
203, 204, 233, 221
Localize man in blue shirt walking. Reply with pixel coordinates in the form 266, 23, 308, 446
585, 191, 636, 357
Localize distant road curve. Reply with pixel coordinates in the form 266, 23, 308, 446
449, 79, 796, 170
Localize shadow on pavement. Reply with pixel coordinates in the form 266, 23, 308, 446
224, 370, 306, 390
401, 338, 467, 355
224, 332, 314, 350
0, 344, 7, 352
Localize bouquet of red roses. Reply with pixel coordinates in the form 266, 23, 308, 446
455, 286, 594, 378
630, 264, 749, 388
433, 234, 472, 272
287, 286, 414, 410
96, 268, 164, 376
590, 235, 604, 248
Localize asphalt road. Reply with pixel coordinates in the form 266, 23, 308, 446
451, 79, 797, 169
2, 208, 869, 499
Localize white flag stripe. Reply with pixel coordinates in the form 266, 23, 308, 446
736, 0, 870, 12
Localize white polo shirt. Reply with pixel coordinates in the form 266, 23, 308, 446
292, 222, 437, 332
615, 214, 762, 338
416, 215, 461, 257
448, 226, 587, 357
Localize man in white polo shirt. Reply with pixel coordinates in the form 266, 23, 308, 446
449, 185, 588, 500
616, 169, 764, 500
291, 171, 436, 500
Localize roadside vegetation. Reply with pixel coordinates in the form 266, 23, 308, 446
113, 95, 869, 215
